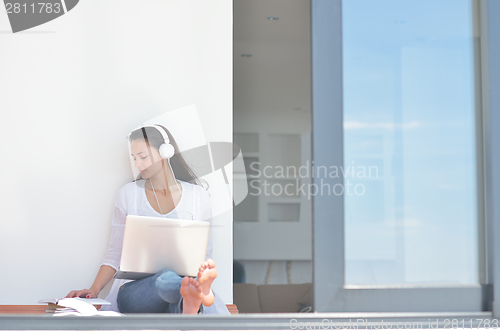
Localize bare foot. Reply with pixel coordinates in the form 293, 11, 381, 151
197, 259, 217, 307
180, 277, 202, 314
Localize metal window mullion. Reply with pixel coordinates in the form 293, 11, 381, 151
483, 0, 500, 319
311, 0, 345, 312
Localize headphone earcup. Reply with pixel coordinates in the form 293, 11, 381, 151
159, 143, 175, 159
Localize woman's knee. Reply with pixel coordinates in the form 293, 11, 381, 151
154, 269, 182, 303
155, 269, 180, 284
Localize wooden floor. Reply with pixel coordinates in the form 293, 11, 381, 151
226, 304, 238, 314
0, 304, 238, 315
0, 305, 48, 314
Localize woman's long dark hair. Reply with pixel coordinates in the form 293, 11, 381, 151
129, 125, 206, 188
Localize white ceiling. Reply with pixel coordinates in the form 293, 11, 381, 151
233, 0, 311, 117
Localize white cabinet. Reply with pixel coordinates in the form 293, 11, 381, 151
234, 132, 312, 260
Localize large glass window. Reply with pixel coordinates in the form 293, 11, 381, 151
343, 0, 479, 284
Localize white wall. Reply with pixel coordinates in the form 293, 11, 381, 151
0, 0, 232, 305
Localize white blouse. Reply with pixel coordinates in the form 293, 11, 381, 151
99, 179, 229, 314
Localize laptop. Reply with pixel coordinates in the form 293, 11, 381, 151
114, 215, 210, 280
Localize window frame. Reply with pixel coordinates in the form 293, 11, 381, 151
482, 0, 500, 320
311, 0, 499, 314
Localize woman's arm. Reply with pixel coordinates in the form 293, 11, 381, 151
65, 265, 116, 298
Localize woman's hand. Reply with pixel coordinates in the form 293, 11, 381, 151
65, 265, 116, 299
65, 288, 99, 299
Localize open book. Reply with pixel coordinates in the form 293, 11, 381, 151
38, 298, 121, 316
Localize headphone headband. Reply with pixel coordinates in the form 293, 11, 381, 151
130, 124, 170, 144
129, 124, 174, 159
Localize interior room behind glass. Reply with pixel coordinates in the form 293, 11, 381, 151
232, 0, 313, 313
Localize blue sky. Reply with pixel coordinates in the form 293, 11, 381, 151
343, 0, 478, 284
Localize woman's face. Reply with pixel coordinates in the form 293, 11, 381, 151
130, 139, 163, 179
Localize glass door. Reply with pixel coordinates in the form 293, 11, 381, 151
312, 0, 485, 312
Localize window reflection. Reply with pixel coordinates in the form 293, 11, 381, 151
343, 0, 478, 284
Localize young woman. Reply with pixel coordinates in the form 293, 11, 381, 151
66, 125, 229, 314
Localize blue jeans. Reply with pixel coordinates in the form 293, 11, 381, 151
117, 268, 202, 313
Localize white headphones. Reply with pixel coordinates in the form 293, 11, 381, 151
131, 124, 175, 159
